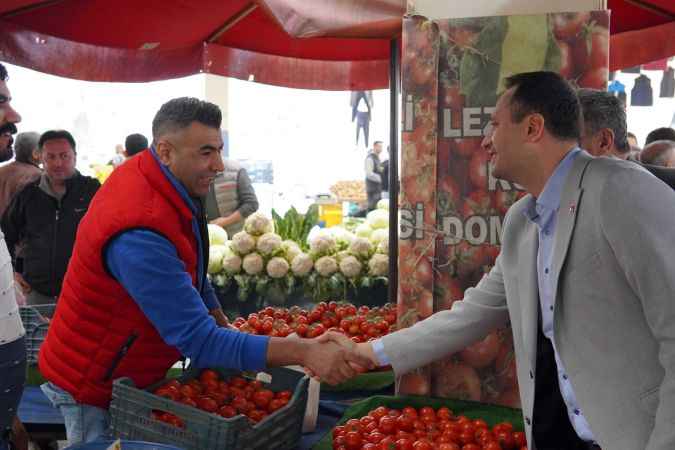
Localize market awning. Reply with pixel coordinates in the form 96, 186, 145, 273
0, 0, 673, 89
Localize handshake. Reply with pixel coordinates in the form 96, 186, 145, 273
301, 331, 382, 385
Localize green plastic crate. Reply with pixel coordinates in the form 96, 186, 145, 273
110, 367, 308, 450
313, 394, 524, 450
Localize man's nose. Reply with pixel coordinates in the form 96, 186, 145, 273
6, 104, 21, 124
481, 134, 492, 151
212, 152, 225, 172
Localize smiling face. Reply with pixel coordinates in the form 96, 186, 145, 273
0, 80, 22, 162
155, 121, 224, 197
482, 88, 530, 183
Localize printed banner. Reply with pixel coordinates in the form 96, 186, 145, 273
398, 11, 610, 407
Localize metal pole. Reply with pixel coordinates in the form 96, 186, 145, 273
388, 38, 400, 304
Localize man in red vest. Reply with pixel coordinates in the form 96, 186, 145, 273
38, 97, 371, 445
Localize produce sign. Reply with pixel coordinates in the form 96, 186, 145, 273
398, 12, 609, 405
151, 369, 292, 427
208, 206, 390, 305
232, 302, 397, 342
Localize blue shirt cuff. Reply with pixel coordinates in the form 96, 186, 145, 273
201, 280, 220, 311
371, 338, 390, 366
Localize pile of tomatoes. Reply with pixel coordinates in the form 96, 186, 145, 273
232, 302, 397, 343
332, 405, 526, 450
151, 369, 292, 428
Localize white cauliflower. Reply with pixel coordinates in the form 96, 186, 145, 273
335, 250, 350, 264
368, 253, 389, 276
349, 237, 373, 259
207, 245, 227, 274
291, 253, 313, 277
315, 256, 338, 277
242, 252, 264, 275
221, 248, 242, 274
370, 228, 388, 246
266, 257, 289, 279
207, 224, 228, 245
256, 232, 282, 256
231, 231, 256, 255
330, 226, 355, 248
282, 240, 302, 263
355, 223, 373, 239
339, 255, 363, 278
376, 236, 389, 255
211, 273, 227, 288
309, 233, 336, 256
244, 212, 274, 236
366, 209, 389, 229
376, 198, 389, 211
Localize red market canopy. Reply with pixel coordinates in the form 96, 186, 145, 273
0, 0, 673, 89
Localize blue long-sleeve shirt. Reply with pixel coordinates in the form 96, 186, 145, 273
105, 148, 269, 370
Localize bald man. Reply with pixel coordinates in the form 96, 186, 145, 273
641, 140, 675, 168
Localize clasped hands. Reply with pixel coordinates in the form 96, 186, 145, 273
302, 331, 380, 385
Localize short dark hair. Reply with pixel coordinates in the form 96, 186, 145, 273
152, 97, 221, 141
14, 132, 40, 163
373, 141, 383, 146
124, 133, 148, 156
0, 63, 7, 82
577, 88, 629, 153
645, 127, 675, 145
39, 129, 76, 152
504, 71, 581, 141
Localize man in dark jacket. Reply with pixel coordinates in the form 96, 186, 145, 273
1, 129, 100, 305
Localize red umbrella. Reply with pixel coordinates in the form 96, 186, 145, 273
1, 1, 672, 89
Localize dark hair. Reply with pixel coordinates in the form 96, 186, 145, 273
39, 129, 76, 151
373, 141, 383, 146
504, 71, 581, 141
14, 131, 40, 164
577, 88, 629, 153
0, 63, 7, 82
152, 97, 221, 141
124, 133, 148, 156
645, 127, 675, 145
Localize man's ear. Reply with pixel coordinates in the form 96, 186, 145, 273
525, 114, 545, 142
600, 128, 615, 151
155, 140, 172, 165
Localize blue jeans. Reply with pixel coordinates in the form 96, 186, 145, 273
0, 337, 26, 450
41, 382, 110, 444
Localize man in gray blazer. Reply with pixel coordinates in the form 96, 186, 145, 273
325, 72, 675, 450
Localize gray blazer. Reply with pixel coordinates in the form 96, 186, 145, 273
382, 152, 675, 450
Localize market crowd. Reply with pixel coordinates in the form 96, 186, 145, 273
2, 61, 675, 450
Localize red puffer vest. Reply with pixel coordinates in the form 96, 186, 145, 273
39, 150, 198, 408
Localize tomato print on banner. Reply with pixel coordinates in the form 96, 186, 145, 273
399, 12, 609, 405
398, 16, 440, 396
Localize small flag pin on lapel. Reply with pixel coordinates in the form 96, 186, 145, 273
569, 203, 576, 215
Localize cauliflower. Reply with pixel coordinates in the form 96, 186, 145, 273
315, 256, 338, 277
242, 252, 264, 275
221, 248, 242, 274
256, 232, 282, 256
211, 273, 227, 288
309, 233, 336, 256
376, 198, 389, 210
376, 236, 389, 255
244, 212, 274, 236
368, 253, 389, 276
366, 209, 389, 230
370, 228, 388, 246
330, 226, 355, 248
207, 244, 227, 274
282, 240, 302, 263
231, 231, 256, 255
266, 257, 290, 279
207, 224, 228, 246
355, 223, 373, 239
349, 237, 373, 259
339, 255, 363, 278
335, 250, 350, 264
291, 253, 313, 277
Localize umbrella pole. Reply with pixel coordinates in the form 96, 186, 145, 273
388, 38, 400, 305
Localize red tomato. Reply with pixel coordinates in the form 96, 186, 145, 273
202, 378, 219, 393
252, 389, 274, 409
199, 369, 219, 383
179, 396, 197, 408
483, 442, 503, 450
275, 390, 292, 400
513, 431, 526, 447
551, 12, 590, 41
362, 443, 378, 450
247, 409, 267, 423
458, 430, 475, 445
163, 379, 181, 390
230, 376, 248, 388
344, 431, 363, 450
495, 431, 516, 449
196, 396, 218, 413
230, 396, 251, 414
218, 405, 236, 418
461, 444, 481, 450
437, 444, 460, 450
402, 407, 418, 418
367, 431, 386, 444
578, 67, 608, 90
573, 28, 608, 71
436, 407, 453, 421
396, 414, 414, 432
345, 419, 363, 434
412, 439, 434, 450
492, 422, 514, 435
371, 406, 389, 421
268, 398, 285, 412
379, 415, 397, 435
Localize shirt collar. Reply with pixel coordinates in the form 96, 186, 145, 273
523, 147, 581, 225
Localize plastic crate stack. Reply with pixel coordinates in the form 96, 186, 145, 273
19, 303, 56, 365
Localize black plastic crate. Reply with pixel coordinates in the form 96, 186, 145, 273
110, 367, 309, 450
19, 304, 56, 365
